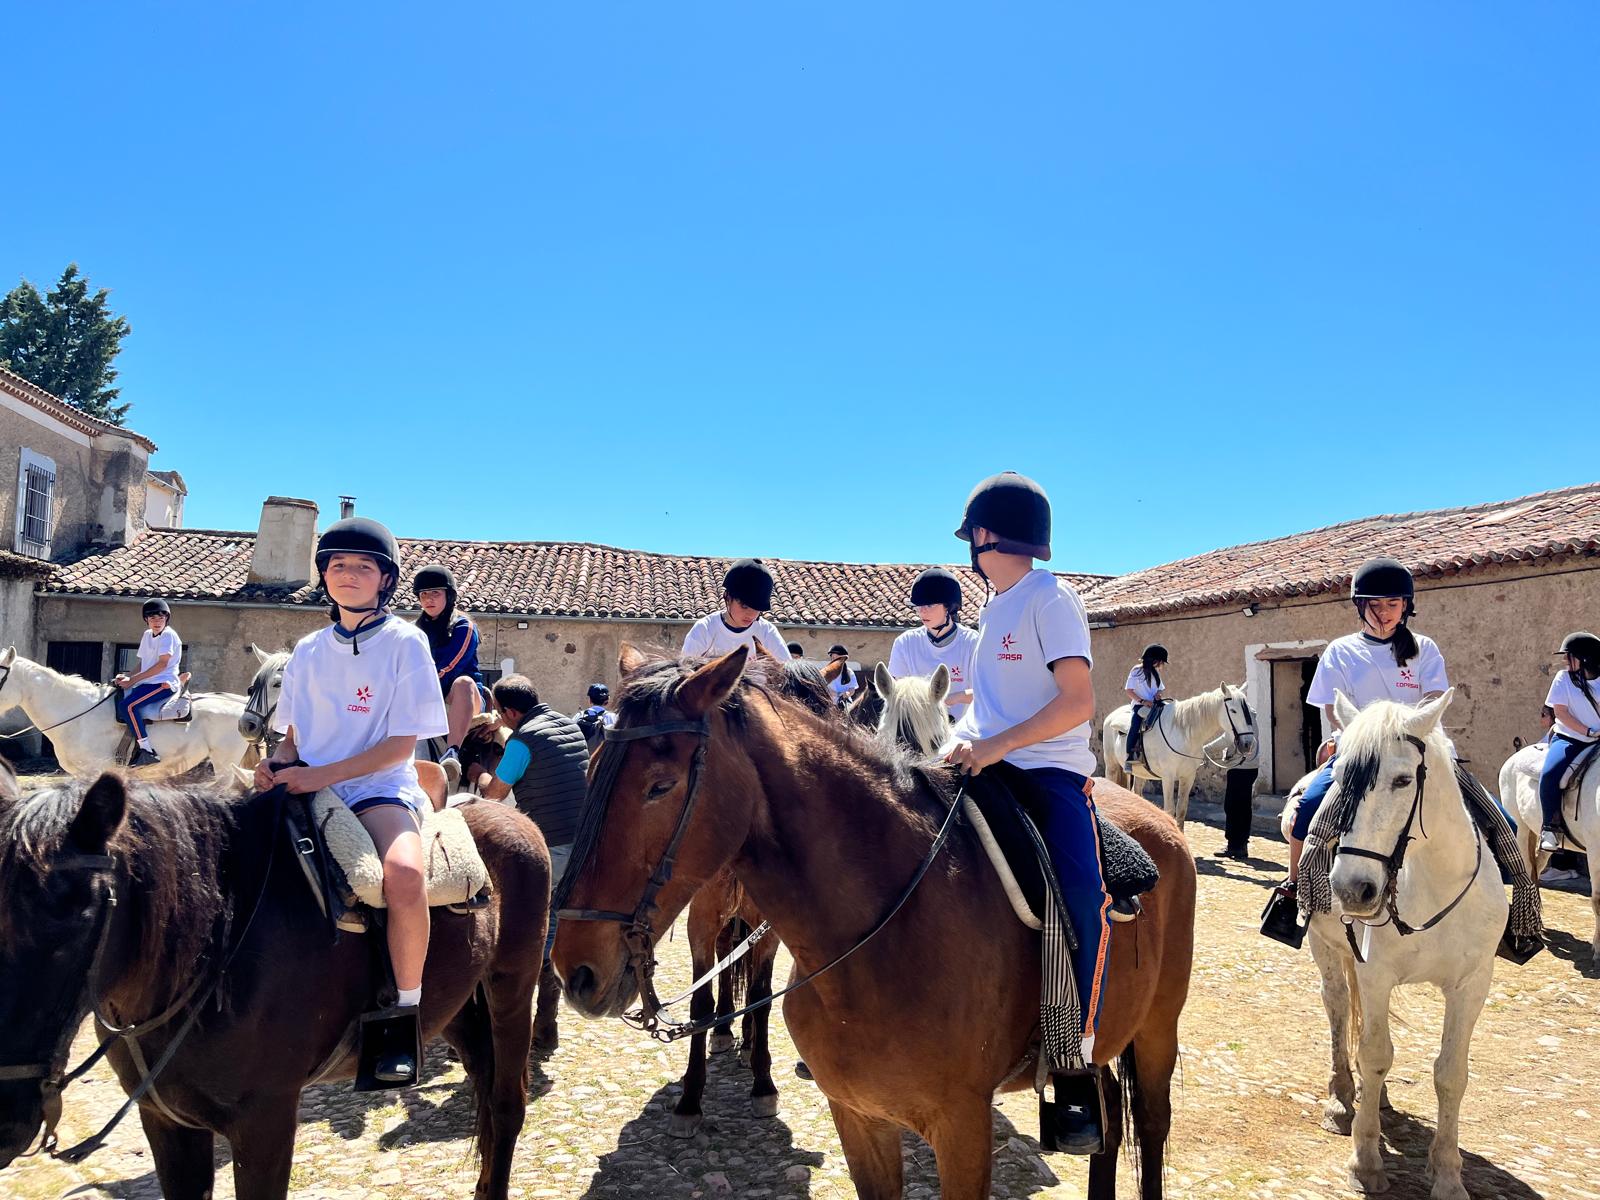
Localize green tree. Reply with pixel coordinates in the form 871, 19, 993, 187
0, 264, 133, 424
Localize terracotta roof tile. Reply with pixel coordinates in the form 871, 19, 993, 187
0, 549, 54, 579
0, 365, 157, 452
1088, 482, 1600, 621
42, 532, 1109, 628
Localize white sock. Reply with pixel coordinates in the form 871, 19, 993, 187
137, 737, 153, 751
396, 986, 422, 1008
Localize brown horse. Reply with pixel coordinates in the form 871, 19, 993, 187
669, 653, 837, 1135
555, 646, 1195, 1200
0, 760, 549, 1200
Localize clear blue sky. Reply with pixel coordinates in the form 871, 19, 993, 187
7, 4, 1596, 576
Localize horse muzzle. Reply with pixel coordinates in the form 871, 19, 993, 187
237, 713, 265, 740
1330, 859, 1386, 920
0, 1083, 44, 1169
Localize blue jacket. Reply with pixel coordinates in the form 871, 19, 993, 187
424, 613, 482, 693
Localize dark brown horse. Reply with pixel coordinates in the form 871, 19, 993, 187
554, 646, 1196, 1199
0, 760, 549, 1200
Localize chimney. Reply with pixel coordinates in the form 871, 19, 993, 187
339, 496, 356, 519
248, 497, 319, 588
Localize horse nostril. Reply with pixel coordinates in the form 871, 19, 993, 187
1357, 882, 1377, 907
568, 964, 596, 1003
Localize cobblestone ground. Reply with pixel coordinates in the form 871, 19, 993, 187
7, 795, 1598, 1199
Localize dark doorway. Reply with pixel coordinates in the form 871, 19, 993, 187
1270, 655, 1323, 791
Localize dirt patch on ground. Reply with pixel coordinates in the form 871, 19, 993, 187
6, 793, 1596, 1199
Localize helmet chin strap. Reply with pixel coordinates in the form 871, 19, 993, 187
330, 576, 395, 655
969, 540, 1000, 584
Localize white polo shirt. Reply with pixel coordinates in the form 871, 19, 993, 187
889, 625, 979, 719
682, 612, 790, 663
1306, 631, 1449, 712
138, 627, 183, 689
274, 616, 448, 811
1547, 671, 1600, 742
1123, 665, 1162, 705
953, 569, 1096, 775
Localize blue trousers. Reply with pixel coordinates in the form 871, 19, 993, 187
1540, 734, 1590, 828
1023, 768, 1112, 1044
114, 681, 172, 741
1292, 759, 1337, 841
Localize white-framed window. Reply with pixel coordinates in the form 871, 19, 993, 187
16, 448, 56, 559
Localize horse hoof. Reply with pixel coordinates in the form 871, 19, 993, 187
668, 1112, 703, 1139
1321, 1109, 1353, 1137
709, 1033, 736, 1055
737, 1046, 753, 1069
1348, 1168, 1390, 1194
750, 1093, 779, 1119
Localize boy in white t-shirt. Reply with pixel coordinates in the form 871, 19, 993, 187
112, 597, 183, 767
944, 471, 1114, 1154
888, 567, 978, 720
1263, 557, 1450, 944
255, 517, 448, 1085
682, 559, 790, 662
1538, 632, 1600, 851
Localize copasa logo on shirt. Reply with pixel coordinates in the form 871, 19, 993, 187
349, 685, 373, 714
1397, 668, 1418, 691
997, 633, 1023, 662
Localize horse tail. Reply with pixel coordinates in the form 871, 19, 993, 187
459, 981, 497, 1160
1343, 955, 1363, 1063
1117, 1045, 1142, 1184
726, 917, 755, 1012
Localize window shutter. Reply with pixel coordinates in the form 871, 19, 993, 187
18, 460, 55, 557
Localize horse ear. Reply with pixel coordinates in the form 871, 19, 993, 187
752, 640, 774, 661
929, 664, 951, 704
676, 647, 748, 716
249, 643, 272, 665
821, 659, 844, 684
873, 662, 895, 698
231, 764, 255, 791
1332, 689, 1360, 730
0, 645, 14, 667
1401, 688, 1455, 738
618, 642, 649, 677
69, 774, 127, 852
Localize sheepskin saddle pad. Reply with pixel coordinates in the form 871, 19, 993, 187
309, 790, 490, 909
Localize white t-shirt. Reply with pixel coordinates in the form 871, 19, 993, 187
953, 569, 1096, 774
1546, 671, 1600, 742
682, 612, 790, 663
829, 669, 857, 704
138, 628, 182, 689
274, 616, 448, 811
1123, 665, 1163, 705
889, 625, 979, 719
1306, 631, 1449, 712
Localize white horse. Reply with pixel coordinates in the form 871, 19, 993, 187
1500, 740, 1600, 956
0, 646, 251, 781
1102, 683, 1258, 827
1305, 690, 1502, 1200
871, 662, 956, 756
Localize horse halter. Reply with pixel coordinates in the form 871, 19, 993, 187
241, 667, 283, 751
1333, 733, 1483, 960
554, 715, 712, 1034
0, 851, 118, 1159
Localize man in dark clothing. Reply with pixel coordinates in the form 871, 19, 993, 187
479, 675, 589, 894
1216, 738, 1260, 861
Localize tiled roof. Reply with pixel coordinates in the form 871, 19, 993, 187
0, 364, 157, 452
0, 549, 53, 579
1088, 482, 1600, 622
42, 530, 1110, 628
146, 469, 187, 494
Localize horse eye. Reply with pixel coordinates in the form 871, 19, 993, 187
1393, 774, 1413, 789
646, 780, 676, 800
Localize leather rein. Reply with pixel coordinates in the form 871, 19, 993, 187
1334, 733, 1483, 963
555, 714, 964, 1043
0, 786, 287, 1162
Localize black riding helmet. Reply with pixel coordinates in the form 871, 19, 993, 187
315, 517, 402, 650
910, 567, 962, 614
722, 559, 775, 611
588, 683, 610, 705
1141, 643, 1168, 666
954, 471, 1052, 560
413, 563, 457, 600
1560, 632, 1600, 676
142, 598, 171, 619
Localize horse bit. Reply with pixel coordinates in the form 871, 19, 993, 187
1334, 733, 1483, 963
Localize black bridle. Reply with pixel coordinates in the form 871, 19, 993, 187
0, 786, 287, 1162
555, 710, 965, 1043
1334, 734, 1483, 963
240, 664, 284, 755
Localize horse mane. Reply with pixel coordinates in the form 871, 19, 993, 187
777, 659, 837, 718
0, 778, 236, 1010
879, 674, 954, 758
616, 653, 933, 797
1335, 701, 1454, 803
12, 653, 104, 698
1165, 687, 1227, 740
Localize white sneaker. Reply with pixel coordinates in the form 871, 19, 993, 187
1539, 829, 1562, 854
1541, 866, 1581, 884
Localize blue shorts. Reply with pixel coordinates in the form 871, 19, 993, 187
349, 795, 424, 827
